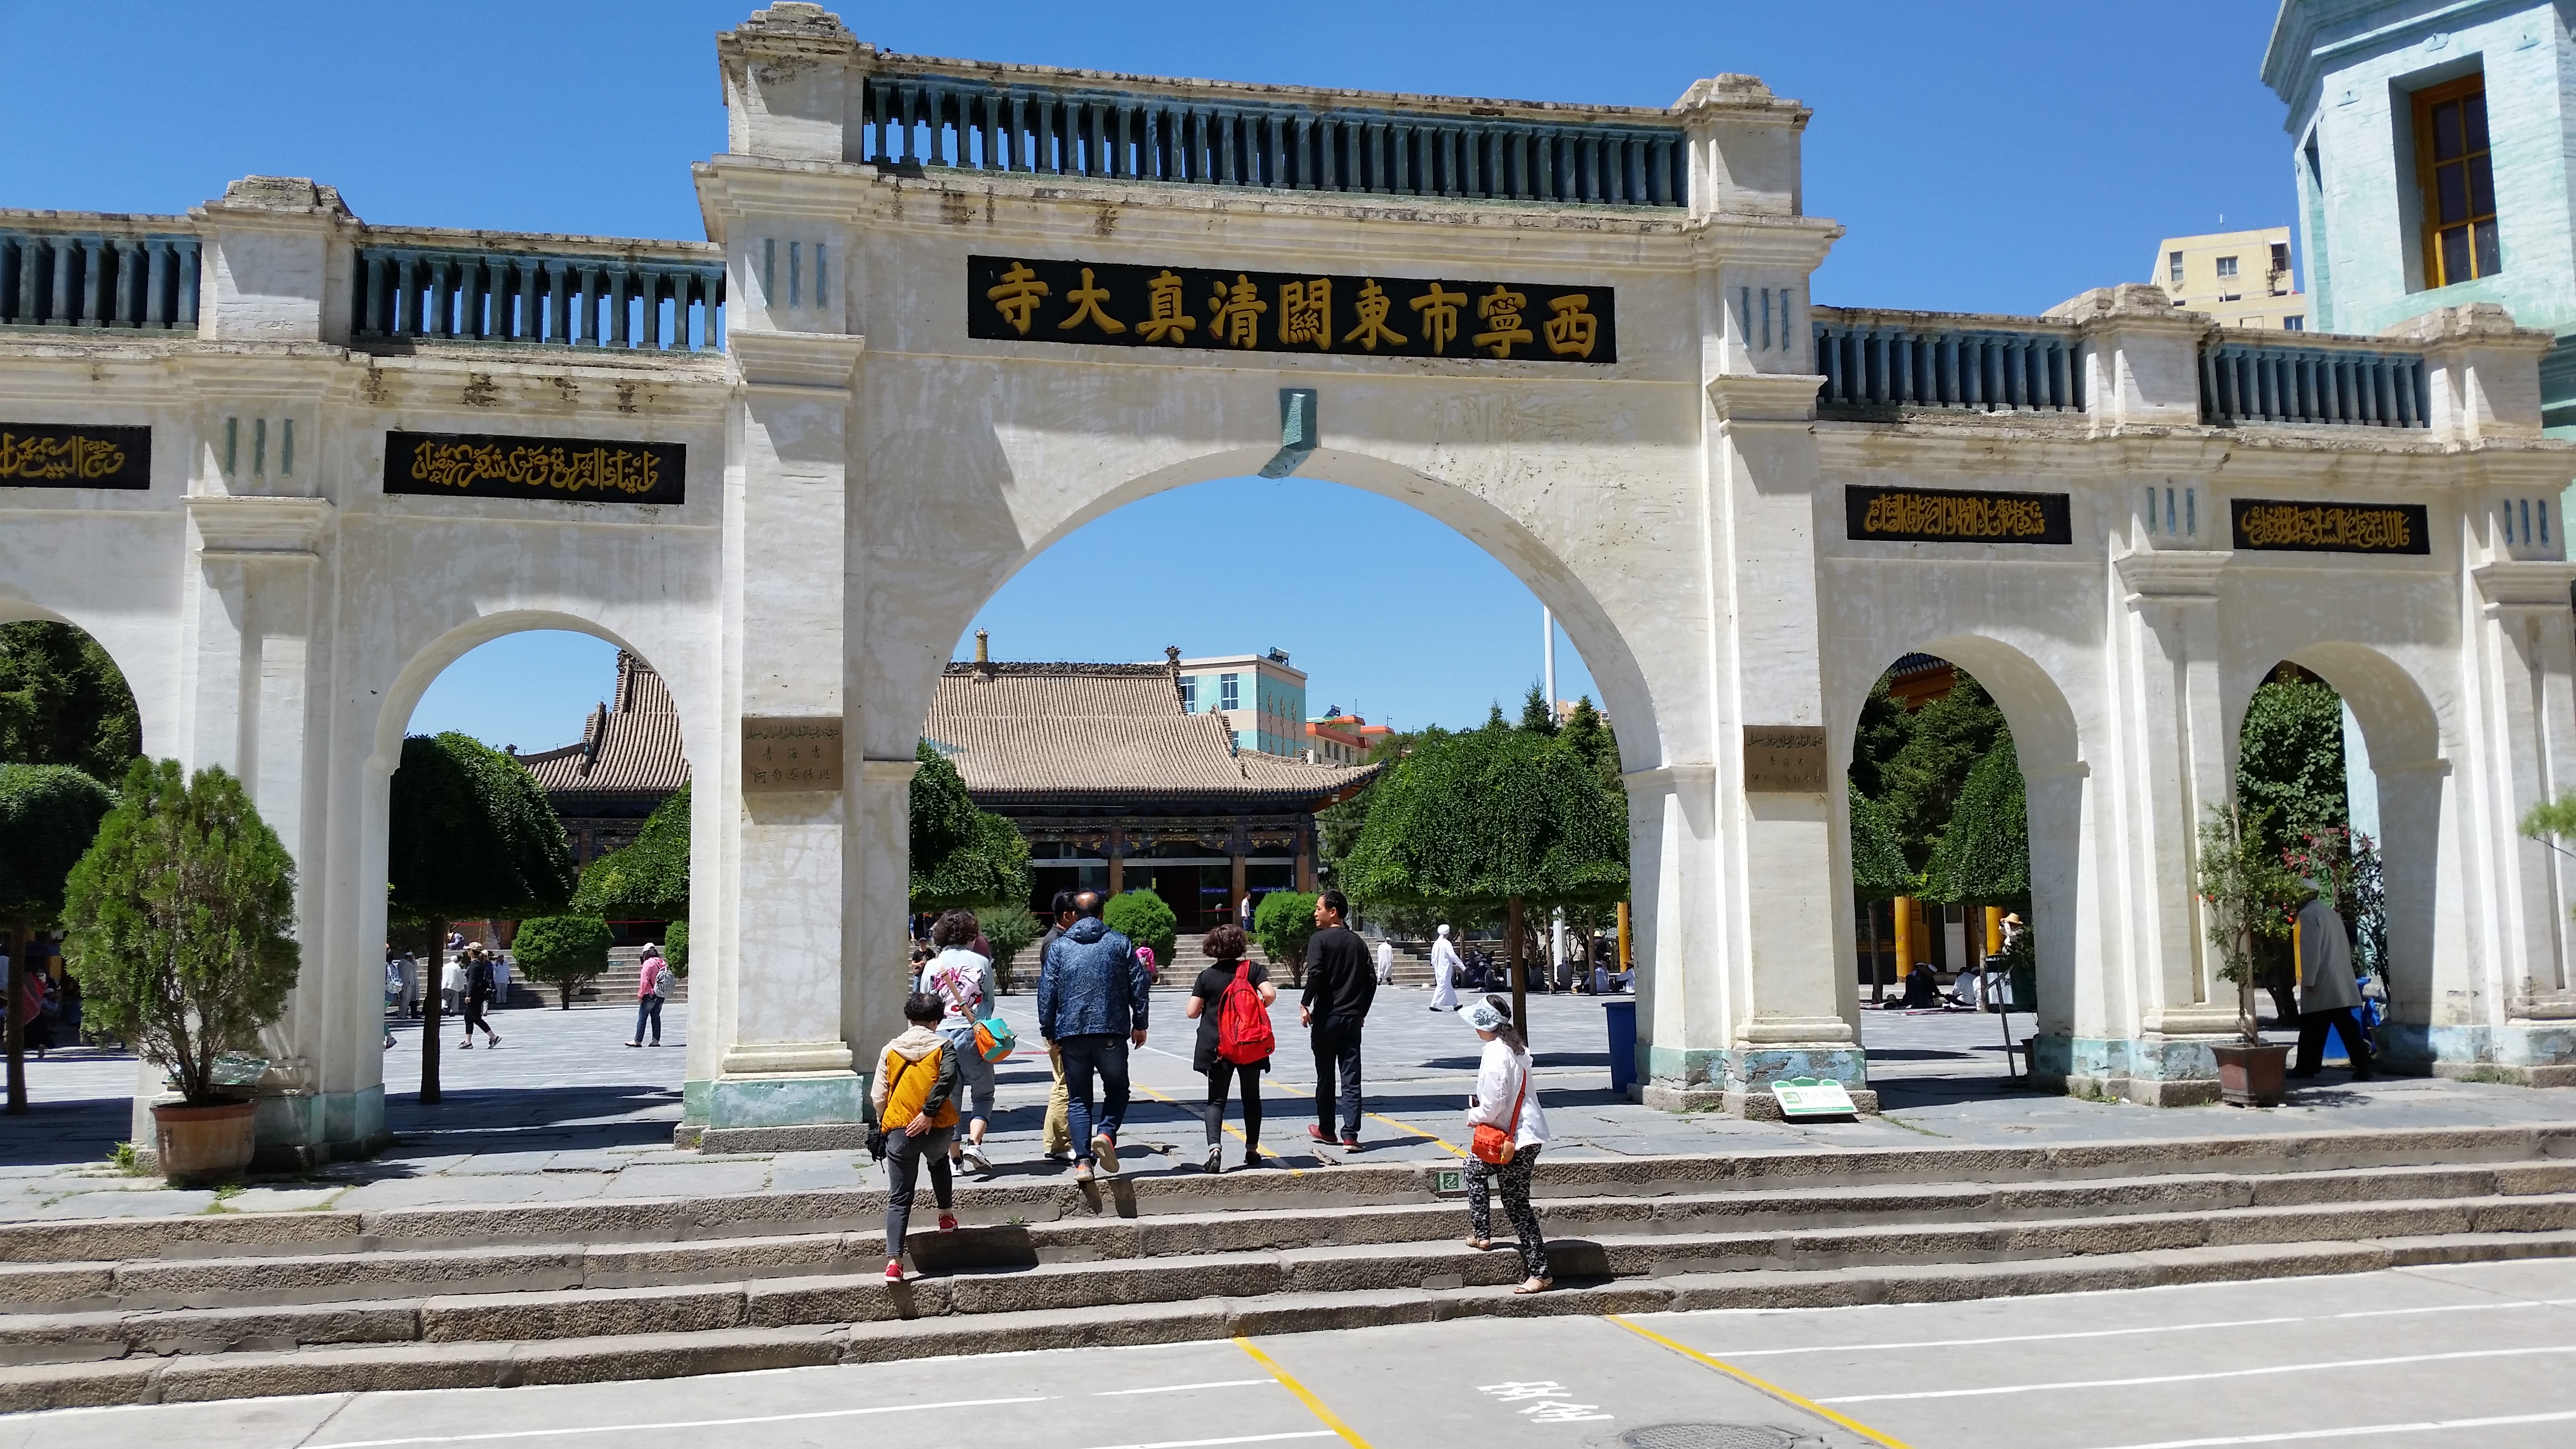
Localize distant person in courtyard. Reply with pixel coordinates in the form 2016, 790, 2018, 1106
1375, 937, 1395, 987
1430, 925, 1463, 1012
1034, 890, 1080, 1161
871, 991, 961, 1283
1135, 943, 1159, 985
459, 946, 502, 1050
627, 943, 674, 1048
440, 951, 464, 1016
1038, 889, 1149, 1182
919, 910, 999, 1173
1300, 889, 1375, 1150
2289, 878, 2374, 1082
1186, 923, 1276, 1172
1461, 995, 1551, 1294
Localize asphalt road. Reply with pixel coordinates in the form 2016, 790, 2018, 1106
9, 1257, 2572, 1448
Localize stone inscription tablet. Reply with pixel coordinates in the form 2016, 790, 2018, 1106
1846, 485, 2072, 545
1743, 726, 1828, 793
967, 255, 1616, 363
742, 717, 843, 793
2231, 498, 2429, 555
0, 423, 150, 489
383, 431, 685, 505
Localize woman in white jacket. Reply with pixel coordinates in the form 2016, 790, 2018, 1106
1461, 995, 1550, 1293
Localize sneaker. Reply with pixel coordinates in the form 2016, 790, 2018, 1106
485, 1035, 500, 1048
1074, 1161, 1095, 1184
1242, 1149, 1266, 1170
1203, 1143, 1223, 1174
1306, 1124, 1330, 1144
937, 1212, 958, 1233
1091, 1131, 1120, 1176
1341, 1134, 1362, 1150
883, 1259, 904, 1283
960, 1141, 992, 1172
625, 1041, 642, 1048
459, 1039, 473, 1050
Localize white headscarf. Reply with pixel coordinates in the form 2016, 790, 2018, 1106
1437, 924, 1451, 937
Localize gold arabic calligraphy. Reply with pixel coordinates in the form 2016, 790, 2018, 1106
2239, 503, 2414, 552
0, 432, 127, 482
1861, 491, 2051, 540
410, 441, 663, 497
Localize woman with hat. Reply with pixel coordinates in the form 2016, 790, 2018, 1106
1460, 994, 1551, 1294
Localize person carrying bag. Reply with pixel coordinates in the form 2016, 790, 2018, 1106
1460, 995, 1551, 1294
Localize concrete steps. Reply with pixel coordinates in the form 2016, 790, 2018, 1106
4, 1125, 2573, 1409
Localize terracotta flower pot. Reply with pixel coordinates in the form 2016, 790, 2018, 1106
2212, 1042, 2292, 1108
152, 1100, 257, 1185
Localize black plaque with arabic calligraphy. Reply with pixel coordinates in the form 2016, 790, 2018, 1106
0, 424, 150, 490
1845, 485, 2071, 545
2230, 498, 2429, 555
965, 256, 1617, 364
383, 432, 685, 506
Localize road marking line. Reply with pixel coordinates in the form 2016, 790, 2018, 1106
1142, 1045, 1465, 1158
1095, 1377, 1280, 1396
1819, 1341, 2576, 1404
1700, 1315, 2301, 1357
1606, 1313, 1915, 1449
1071, 1436, 1336, 1449
2073, 1406, 2576, 1449
1126, 1079, 1304, 1176
1234, 1336, 1378, 1448
291, 1395, 1053, 1448
2331, 1296, 2576, 1318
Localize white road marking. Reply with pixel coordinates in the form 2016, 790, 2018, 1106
1070, 1436, 1336, 1449
2075, 1407, 2576, 1449
1818, 1342, 2576, 1404
1704, 1315, 2300, 1356
1093, 1378, 1279, 1396
290, 1395, 1054, 1448
2331, 1297, 2576, 1318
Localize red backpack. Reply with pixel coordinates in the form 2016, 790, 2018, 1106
1215, 961, 1275, 1065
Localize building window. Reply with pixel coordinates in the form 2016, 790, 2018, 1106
1220, 673, 1240, 711
2269, 242, 2290, 276
2215, 256, 2239, 278
2167, 250, 2184, 285
2416, 74, 2500, 286
1178, 677, 1196, 712
2283, 315, 2305, 331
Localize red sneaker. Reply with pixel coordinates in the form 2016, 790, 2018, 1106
937, 1212, 958, 1233
884, 1259, 904, 1283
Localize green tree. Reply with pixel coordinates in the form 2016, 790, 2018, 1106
1317, 726, 1427, 891
572, 784, 689, 920
1560, 697, 1621, 789
979, 902, 1040, 991
62, 759, 299, 1106
1847, 677, 1911, 802
1340, 726, 1627, 1033
512, 915, 613, 1010
1879, 676, 2008, 872
1923, 739, 2030, 907
2197, 803, 2302, 1044
2238, 676, 2349, 865
910, 741, 1031, 912
663, 918, 690, 977
1254, 889, 1320, 985
1103, 887, 1176, 972
1518, 681, 1560, 736
0, 621, 142, 786
388, 732, 577, 1102
1847, 782, 1913, 902
0, 764, 116, 1113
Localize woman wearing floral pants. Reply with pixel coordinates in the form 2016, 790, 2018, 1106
1460, 995, 1551, 1292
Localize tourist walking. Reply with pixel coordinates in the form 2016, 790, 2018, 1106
1037, 889, 1149, 1182
1374, 937, 1395, 987
2289, 878, 2374, 1081
459, 947, 501, 1050
871, 992, 961, 1282
1429, 924, 1463, 1012
919, 910, 999, 1173
1462, 994, 1552, 1293
439, 951, 464, 1016
1185, 923, 1276, 1172
628, 943, 674, 1047
1300, 889, 1376, 1150
1034, 891, 1079, 1161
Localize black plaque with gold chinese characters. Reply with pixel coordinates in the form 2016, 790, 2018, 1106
383, 431, 685, 506
966, 256, 1616, 364
1845, 485, 2072, 545
2231, 498, 2429, 556
0, 423, 150, 490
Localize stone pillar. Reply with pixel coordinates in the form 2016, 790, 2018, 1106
1107, 823, 1125, 896
2049, 284, 2206, 426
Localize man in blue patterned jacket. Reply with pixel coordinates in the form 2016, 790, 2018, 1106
1037, 890, 1150, 1182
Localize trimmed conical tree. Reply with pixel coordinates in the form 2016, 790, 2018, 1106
0, 764, 116, 1113
388, 732, 576, 1103
1923, 738, 2030, 909
909, 741, 1030, 913
573, 783, 690, 925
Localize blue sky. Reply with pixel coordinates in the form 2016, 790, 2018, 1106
2, 0, 2301, 746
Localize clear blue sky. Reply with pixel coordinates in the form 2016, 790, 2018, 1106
2, 0, 2300, 747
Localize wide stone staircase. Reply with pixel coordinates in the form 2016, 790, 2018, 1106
4, 1124, 2573, 1410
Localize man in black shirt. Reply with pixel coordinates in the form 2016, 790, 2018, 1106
1299, 889, 1376, 1149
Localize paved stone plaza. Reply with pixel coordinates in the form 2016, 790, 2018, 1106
7, 985, 2570, 1224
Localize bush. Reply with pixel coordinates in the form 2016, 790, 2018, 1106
1102, 888, 1175, 971
663, 918, 689, 978
1254, 890, 1320, 985
61, 759, 299, 1105
980, 902, 1039, 991
513, 916, 614, 1010
573, 784, 689, 919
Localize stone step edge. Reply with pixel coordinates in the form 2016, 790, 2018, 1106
10, 1122, 2571, 1263
8, 1191, 2573, 1339
9, 1228, 2573, 1414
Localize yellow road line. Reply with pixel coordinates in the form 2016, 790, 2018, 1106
1234, 1336, 1377, 1448
1126, 1079, 1304, 1176
1608, 1314, 1917, 1449
1257, 1076, 1468, 1159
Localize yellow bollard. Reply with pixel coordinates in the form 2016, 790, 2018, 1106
1985, 905, 2003, 959
1892, 896, 1915, 979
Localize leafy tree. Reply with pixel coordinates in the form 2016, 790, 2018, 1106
512, 915, 613, 1009
1340, 726, 1627, 1032
1879, 676, 2008, 872
0, 764, 116, 1113
1923, 739, 2030, 906
1847, 677, 1911, 802
980, 902, 1039, 991
1847, 782, 1913, 902
2196, 803, 2302, 1044
2238, 677, 2349, 866
62, 759, 299, 1106
663, 918, 689, 978
1560, 697, 1621, 789
1518, 682, 1559, 736
388, 732, 577, 1102
1317, 727, 1428, 890
1484, 701, 1509, 731
0, 621, 142, 786
1102, 887, 1176, 972
910, 741, 1031, 912
572, 784, 689, 920
1255, 889, 1320, 985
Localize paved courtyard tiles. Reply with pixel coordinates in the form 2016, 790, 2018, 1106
1, 986, 2571, 1220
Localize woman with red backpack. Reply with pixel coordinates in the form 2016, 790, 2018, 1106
1184, 923, 1277, 1173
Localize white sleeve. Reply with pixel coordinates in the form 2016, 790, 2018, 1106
1465, 1045, 1521, 1128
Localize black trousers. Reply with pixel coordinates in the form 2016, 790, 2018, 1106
1311, 1015, 1364, 1138
2294, 1007, 2373, 1077
461, 996, 493, 1038
1203, 1061, 1263, 1149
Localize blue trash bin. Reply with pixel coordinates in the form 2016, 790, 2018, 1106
1603, 998, 1638, 1096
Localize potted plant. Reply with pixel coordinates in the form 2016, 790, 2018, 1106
2197, 802, 2298, 1106
60, 759, 299, 1184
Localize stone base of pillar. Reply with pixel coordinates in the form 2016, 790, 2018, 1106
248, 1085, 388, 1172
1723, 1086, 1883, 1118
2378, 1023, 2576, 1088
701, 1070, 869, 1133
2030, 1034, 2230, 1106
1641, 1040, 1871, 1116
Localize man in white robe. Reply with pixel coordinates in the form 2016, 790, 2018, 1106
1429, 925, 1463, 1012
